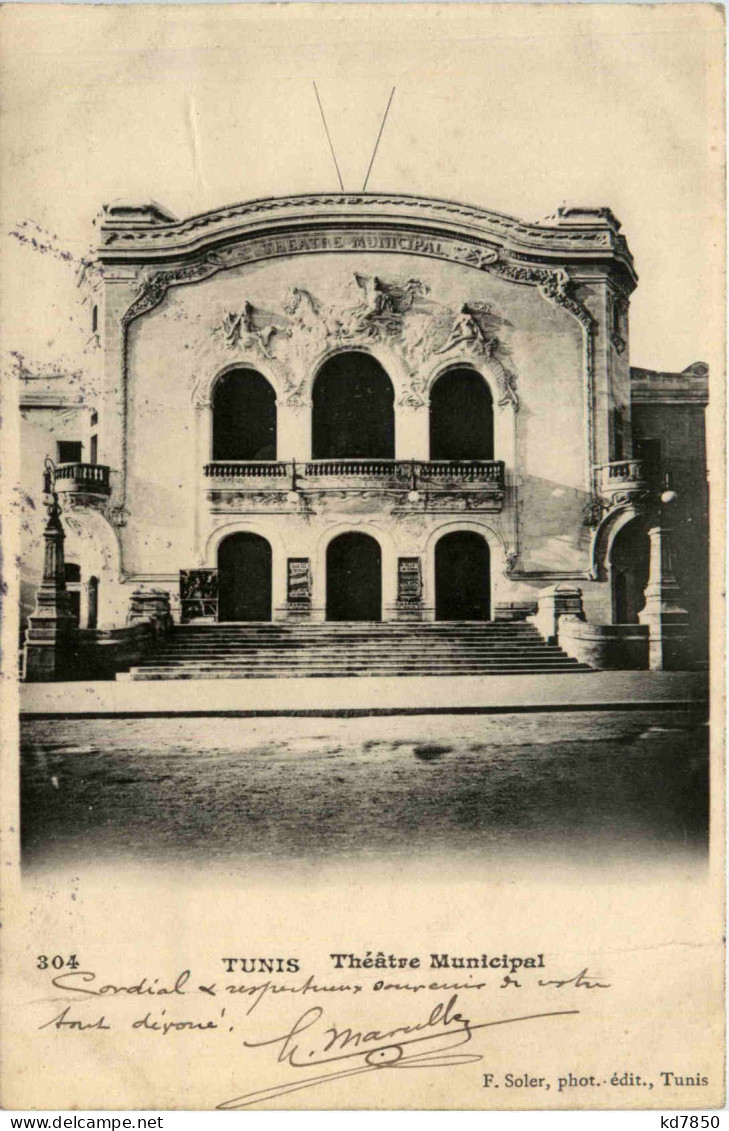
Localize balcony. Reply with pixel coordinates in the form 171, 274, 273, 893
205, 459, 505, 491
204, 459, 505, 514
54, 462, 111, 497
598, 460, 650, 508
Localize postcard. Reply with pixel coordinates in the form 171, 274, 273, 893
0, 3, 724, 1112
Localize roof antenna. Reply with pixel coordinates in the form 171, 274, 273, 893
312, 81, 344, 192
362, 87, 395, 192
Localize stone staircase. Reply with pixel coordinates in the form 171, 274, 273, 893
120, 621, 590, 680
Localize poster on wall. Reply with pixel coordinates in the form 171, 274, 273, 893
0, 2, 724, 1114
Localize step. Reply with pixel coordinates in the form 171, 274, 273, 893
142, 651, 562, 660
127, 660, 583, 674
126, 666, 589, 681
119, 620, 591, 681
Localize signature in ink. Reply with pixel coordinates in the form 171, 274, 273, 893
217, 994, 580, 1109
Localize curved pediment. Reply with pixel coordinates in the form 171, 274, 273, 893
97, 192, 636, 289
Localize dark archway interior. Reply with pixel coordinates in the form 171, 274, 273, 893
326, 532, 382, 621
435, 531, 491, 621
312, 353, 395, 459
430, 368, 494, 460
610, 522, 650, 624
212, 369, 276, 461
218, 532, 272, 621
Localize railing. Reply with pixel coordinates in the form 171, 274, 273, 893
418, 460, 504, 483
204, 459, 505, 489
205, 462, 288, 478
602, 459, 645, 483
54, 462, 111, 494
305, 459, 505, 486
305, 459, 409, 478
599, 460, 646, 496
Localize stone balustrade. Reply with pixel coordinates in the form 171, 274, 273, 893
418, 460, 504, 484
305, 459, 410, 479
204, 461, 289, 478
599, 459, 647, 494
54, 462, 111, 495
597, 459, 652, 511
204, 459, 505, 489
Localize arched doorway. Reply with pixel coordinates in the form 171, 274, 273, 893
312, 353, 395, 459
212, 369, 276, 460
430, 368, 494, 459
435, 531, 490, 620
610, 520, 650, 623
326, 533, 382, 621
218, 533, 272, 621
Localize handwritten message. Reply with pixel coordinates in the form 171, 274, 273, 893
28, 958, 620, 1108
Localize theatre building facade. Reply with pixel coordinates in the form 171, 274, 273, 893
20, 193, 707, 678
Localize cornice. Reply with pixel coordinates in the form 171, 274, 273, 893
630, 366, 709, 406
631, 387, 709, 406
19, 392, 87, 410
96, 193, 637, 289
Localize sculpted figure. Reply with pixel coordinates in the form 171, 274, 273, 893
434, 303, 496, 356
215, 302, 281, 357
218, 310, 244, 348
340, 274, 428, 339
284, 287, 343, 338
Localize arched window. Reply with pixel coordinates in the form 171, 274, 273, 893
312, 352, 395, 459
212, 369, 276, 461
429, 368, 494, 460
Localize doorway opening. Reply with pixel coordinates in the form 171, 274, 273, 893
435, 531, 491, 620
217, 532, 272, 621
326, 532, 382, 621
610, 520, 650, 623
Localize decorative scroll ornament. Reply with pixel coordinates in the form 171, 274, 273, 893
609, 293, 629, 355
582, 498, 605, 528
108, 505, 130, 528
608, 488, 652, 512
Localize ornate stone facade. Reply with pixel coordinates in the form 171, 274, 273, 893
24, 191, 707, 646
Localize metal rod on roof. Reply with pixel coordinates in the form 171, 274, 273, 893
312, 81, 344, 192
362, 87, 395, 192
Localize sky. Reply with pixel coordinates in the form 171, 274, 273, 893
1, 3, 724, 373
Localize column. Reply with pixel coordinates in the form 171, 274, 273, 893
395, 403, 429, 460
278, 401, 311, 462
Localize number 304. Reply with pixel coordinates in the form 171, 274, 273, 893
36, 955, 79, 970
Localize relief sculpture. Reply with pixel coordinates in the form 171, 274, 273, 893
206, 275, 519, 409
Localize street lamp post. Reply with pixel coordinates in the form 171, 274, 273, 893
22, 459, 76, 681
